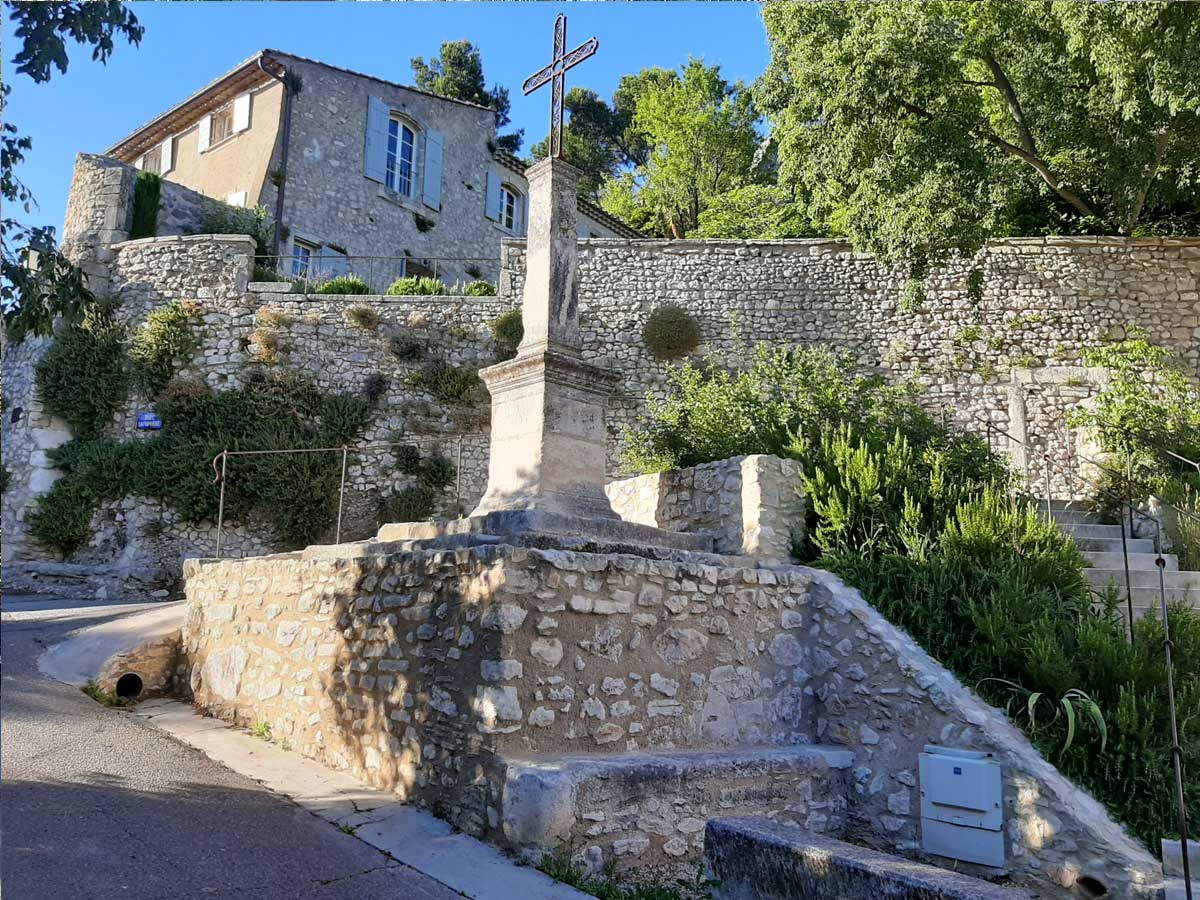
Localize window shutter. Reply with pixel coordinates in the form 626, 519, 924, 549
134, 155, 145, 170
160, 137, 174, 174
485, 170, 502, 221
364, 96, 389, 184
514, 193, 527, 235
422, 129, 443, 210
227, 191, 248, 207
233, 93, 251, 133
198, 114, 212, 153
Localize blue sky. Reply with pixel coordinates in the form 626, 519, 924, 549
3, 1, 770, 240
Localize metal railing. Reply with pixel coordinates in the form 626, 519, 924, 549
965, 411, 1195, 895
209, 433, 486, 558
253, 254, 498, 296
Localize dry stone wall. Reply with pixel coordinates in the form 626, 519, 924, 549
178, 538, 1162, 899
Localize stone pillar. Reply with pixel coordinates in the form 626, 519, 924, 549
471, 158, 619, 520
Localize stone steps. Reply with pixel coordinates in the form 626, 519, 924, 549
499, 745, 853, 869
1163, 838, 1198, 900
1082, 550, 1179, 571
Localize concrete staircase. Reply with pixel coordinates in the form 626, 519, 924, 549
1050, 502, 1200, 617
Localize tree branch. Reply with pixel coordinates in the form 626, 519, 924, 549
897, 99, 1099, 220
982, 55, 1037, 158
1126, 125, 1172, 232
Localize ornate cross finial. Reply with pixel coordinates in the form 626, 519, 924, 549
521, 14, 598, 159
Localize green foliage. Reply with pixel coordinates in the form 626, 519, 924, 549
30, 372, 372, 556
82, 679, 130, 708
35, 301, 129, 439
538, 846, 713, 900
0, 465, 9, 494
130, 171, 160, 239
379, 484, 440, 523
489, 309, 523, 360
599, 60, 760, 237
385, 332, 424, 362
954, 324, 982, 346
1069, 331, 1200, 502
693, 184, 819, 240
621, 342, 1198, 846
201, 203, 274, 261
642, 304, 701, 362
128, 300, 200, 395
386, 276, 449, 296
250, 721, 271, 740
757, 1, 1200, 264
407, 361, 479, 406
316, 276, 370, 296
3, 3, 141, 340
464, 280, 496, 297
380, 440, 456, 523
411, 40, 521, 151
343, 304, 381, 329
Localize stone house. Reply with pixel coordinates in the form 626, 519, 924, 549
105, 49, 637, 287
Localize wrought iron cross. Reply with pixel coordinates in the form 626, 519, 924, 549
521, 14, 598, 159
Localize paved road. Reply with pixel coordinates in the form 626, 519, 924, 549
1, 598, 462, 900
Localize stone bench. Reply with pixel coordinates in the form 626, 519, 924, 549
703, 817, 1036, 900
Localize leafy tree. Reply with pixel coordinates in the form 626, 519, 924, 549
692, 184, 820, 239
598, 59, 760, 237
411, 40, 522, 152
2, 1, 144, 340
757, 0, 1200, 264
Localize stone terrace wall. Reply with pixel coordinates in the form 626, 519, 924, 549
179, 542, 1162, 899
605, 455, 805, 562
502, 236, 1200, 495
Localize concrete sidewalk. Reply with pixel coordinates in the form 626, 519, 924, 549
33, 601, 590, 900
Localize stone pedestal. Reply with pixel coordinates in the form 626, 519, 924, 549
471, 349, 619, 519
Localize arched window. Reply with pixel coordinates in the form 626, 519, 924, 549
500, 184, 522, 232
386, 116, 419, 197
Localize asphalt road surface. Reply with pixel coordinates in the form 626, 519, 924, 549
1, 598, 463, 900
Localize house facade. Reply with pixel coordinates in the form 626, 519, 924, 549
106, 49, 637, 288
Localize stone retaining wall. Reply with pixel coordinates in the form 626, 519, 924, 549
178, 538, 1162, 898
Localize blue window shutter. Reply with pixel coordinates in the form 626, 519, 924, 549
364, 96, 389, 183
514, 192, 526, 235
485, 170, 502, 221
422, 129, 443, 210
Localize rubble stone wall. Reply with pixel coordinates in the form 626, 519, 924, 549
178, 541, 1161, 899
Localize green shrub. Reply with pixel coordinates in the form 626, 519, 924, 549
316, 276, 370, 296
385, 332, 424, 362
31, 371, 372, 554
621, 341, 1199, 849
35, 302, 129, 439
379, 484, 439, 522
464, 280, 496, 297
386, 276, 449, 296
128, 300, 200, 395
131, 171, 161, 239
202, 203, 274, 261
342, 304, 381, 328
0, 465, 9, 494
642, 304, 701, 360
407, 361, 479, 406
489, 309, 523, 360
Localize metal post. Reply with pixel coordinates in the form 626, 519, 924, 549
455, 436, 464, 512
1156, 543, 1194, 900
335, 446, 348, 543
1063, 422, 1074, 502
215, 450, 228, 559
1117, 496, 1136, 645
368, 257, 375, 294
1042, 450, 1053, 520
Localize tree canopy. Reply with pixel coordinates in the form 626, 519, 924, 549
756, 0, 1200, 263
411, 40, 522, 152
597, 59, 760, 237
3, 1, 144, 340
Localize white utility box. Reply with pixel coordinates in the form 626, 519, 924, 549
919, 745, 1004, 867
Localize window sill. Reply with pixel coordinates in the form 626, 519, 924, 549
202, 132, 242, 154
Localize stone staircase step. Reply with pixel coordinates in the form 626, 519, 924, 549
1051, 509, 1109, 526
1082, 551, 1179, 571
1165, 877, 1198, 900
1085, 568, 1200, 592
1072, 536, 1156, 554
1060, 523, 1127, 541
500, 745, 853, 867
1163, 838, 1200, 879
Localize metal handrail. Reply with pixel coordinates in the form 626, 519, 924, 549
254, 253, 497, 296
965, 411, 1192, 893
209, 433, 488, 557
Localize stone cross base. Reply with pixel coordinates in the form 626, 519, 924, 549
470, 349, 620, 520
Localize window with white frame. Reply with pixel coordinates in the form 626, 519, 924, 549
211, 105, 235, 145
292, 239, 317, 276
386, 117, 418, 197
500, 184, 521, 231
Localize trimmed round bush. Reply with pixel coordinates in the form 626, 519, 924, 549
386, 276, 448, 296
315, 275, 370, 295
489, 309, 523, 360
464, 280, 496, 297
641, 304, 701, 360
